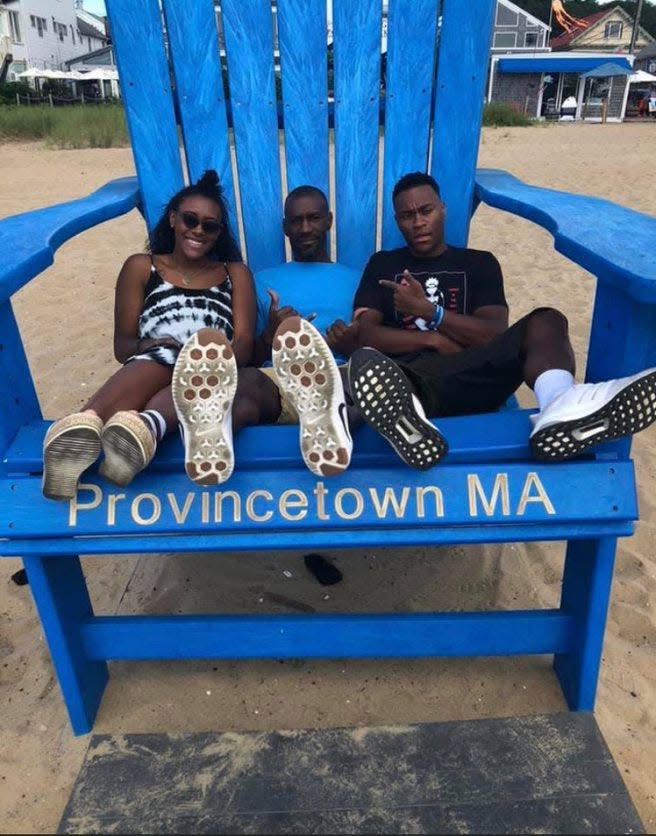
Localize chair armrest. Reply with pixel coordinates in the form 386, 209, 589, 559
475, 169, 656, 304
0, 176, 140, 302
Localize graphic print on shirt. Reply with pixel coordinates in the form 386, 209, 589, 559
394, 269, 468, 330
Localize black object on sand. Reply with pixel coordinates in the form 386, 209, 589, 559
303, 553, 343, 586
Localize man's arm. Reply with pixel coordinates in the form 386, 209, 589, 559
252, 288, 305, 365
355, 309, 463, 355
379, 272, 508, 348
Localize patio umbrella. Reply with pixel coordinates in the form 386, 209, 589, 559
629, 69, 656, 84
17, 68, 44, 78
581, 62, 633, 78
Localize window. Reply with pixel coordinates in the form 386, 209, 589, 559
496, 5, 518, 26
524, 31, 539, 48
649, 60, 656, 74
9, 10, 22, 43
493, 31, 517, 48
54, 22, 67, 41
30, 15, 47, 37
70, 25, 75, 44
604, 21, 623, 39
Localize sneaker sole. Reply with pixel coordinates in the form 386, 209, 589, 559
348, 348, 447, 470
172, 329, 237, 485
99, 412, 154, 487
272, 316, 352, 476
42, 421, 102, 500
531, 369, 656, 460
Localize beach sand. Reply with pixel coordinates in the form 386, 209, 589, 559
1, 123, 655, 832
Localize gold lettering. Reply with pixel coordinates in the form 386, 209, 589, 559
313, 481, 330, 520
334, 487, 364, 520
415, 486, 444, 518
168, 492, 194, 524
131, 493, 162, 525
516, 472, 556, 515
68, 482, 102, 526
467, 473, 510, 517
107, 492, 126, 526
215, 490, 241, 523
201, 492, 210, 523
246, 489, 274, 522
369, 486, 410, 518
279, 489, 308, 521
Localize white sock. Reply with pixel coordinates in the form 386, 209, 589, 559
534, 369, 575, 412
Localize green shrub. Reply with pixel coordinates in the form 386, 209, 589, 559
483, 102, 534, 127
0, 81, 33, 105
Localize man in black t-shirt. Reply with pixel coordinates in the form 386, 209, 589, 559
335, 171, 656, 470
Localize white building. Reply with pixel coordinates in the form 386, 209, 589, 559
0, 0, 107, 81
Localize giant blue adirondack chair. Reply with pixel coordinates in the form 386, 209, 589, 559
1, 0, 655, 735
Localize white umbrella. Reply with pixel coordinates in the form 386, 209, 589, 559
629, 69, 656, 84
74, 68, 119, 81
17, 68, 44, 78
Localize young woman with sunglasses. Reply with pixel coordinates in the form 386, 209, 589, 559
42, 170, 257, 500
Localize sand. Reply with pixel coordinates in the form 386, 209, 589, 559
1, 123, 655, 833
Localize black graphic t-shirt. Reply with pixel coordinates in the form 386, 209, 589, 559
353, 246, 507, 329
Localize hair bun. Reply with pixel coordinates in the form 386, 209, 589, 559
197, 170, 219, 187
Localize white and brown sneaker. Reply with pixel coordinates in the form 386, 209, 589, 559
172, 328, 237, 485
42, 411, 103, 500
99, 411, 156, 487
272, 316, 352, 477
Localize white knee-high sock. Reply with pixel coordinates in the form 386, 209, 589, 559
534, 369, 575, 412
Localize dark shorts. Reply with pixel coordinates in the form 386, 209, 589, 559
396, 309, 560, 418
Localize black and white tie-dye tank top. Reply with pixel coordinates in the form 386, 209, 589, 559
128, 261, 234, 367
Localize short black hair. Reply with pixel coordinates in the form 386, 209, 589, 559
392, 172, 441, 203
284, 185, 329, 216
148, 169, 242, 262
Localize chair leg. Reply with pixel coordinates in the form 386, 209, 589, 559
553, 537, 617, 711
22, 554, 108, 735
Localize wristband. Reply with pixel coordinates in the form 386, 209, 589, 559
428, 304, 444, 330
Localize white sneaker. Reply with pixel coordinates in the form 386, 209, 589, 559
530, 368, 656, 460
272, 316, 352, 476
172, 329, 237, 484
348, 347, 447, 470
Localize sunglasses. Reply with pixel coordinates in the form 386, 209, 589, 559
178, 211, 222, 235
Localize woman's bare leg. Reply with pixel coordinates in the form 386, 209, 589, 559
83, 360, 173, 420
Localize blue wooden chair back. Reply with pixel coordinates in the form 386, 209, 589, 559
106, 0, 496, 273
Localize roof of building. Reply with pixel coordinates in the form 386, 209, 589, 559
77, 17, 107, 41
498, 0, 550, 31
550, 9, 609, 50
636, 42, 656, 59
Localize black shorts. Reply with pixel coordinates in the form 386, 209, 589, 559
396, 309, 561, 418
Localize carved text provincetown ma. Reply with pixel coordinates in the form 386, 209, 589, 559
68, 473, 556, 528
